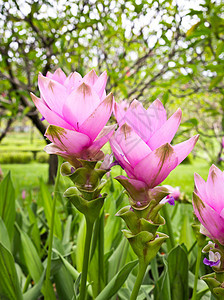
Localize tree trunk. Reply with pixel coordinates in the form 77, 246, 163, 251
48, 154, 58, 184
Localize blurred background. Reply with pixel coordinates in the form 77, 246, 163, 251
0, 0, 223, 192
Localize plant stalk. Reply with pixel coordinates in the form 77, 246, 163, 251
79, 217, 94, 300
192, 245, 202, 300
130, 259, 147, 300
45, 156, 62, 289
162, 205, 175, 250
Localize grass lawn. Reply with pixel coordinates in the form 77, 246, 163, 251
1, 158, 217, 198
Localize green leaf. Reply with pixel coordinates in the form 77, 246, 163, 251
54, 265, 74, 300
39, 178, 62, 239
154, 256, 171, 300
20, 229, 43, 283
0, 172, 15, 240
0, 217, 10, 251
95, 260, 138, 300
167, 245, 189, 300
0, 242, 23, 300
23, 272, 44, 300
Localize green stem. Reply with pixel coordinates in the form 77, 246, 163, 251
162, 205, 175, 250
45, 156, 62, 288
130, 259, 147, 300
192, 245, 202, 300
79, 217, 94, 300
98, 209, 105, 294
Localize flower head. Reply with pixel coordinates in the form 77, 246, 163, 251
31, 68, 115, 165
110, 99, 199, 206
193, 164, 224, 245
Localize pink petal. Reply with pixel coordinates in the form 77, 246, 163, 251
193, 192, 224, 245
93, 71, 107, 100
45, 125, 90, 156
62, 83, 101, 128
205, 164, 224, 213
147, 99, 167, 132
50, 68, 67, 84
114, 101, 127, 125
85, 124, 116, 158
83, 69, 98, 86
147, 108, 182, 150
64, 72, 83, 94
109, 134, 134, 178
173, 135, 199, 164
31, 93, 73, 130
194, 173, 207, 202
115, 123, 152, 167
79, 93, 114, 140
119, 100, 154, 142
134, 143, 178, 188
38, 74, 68, 115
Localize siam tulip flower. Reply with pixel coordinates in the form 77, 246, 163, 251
31, 68, 115, 166
110, 99, 199, 206
193, 164, 224, 245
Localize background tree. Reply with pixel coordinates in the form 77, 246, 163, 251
0, 0, 224, 180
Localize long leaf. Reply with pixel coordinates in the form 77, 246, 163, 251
167, 245, 189, 300
0, 172, 15, 240
95, 260, 138, 300
39, 178, 62, 239
0, 242, 23, 300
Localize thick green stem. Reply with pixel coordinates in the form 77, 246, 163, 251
192, 245, 202, 300
45, 156, 62, 290
98, 209, 105, 294
130, 259, 147, 300
79, 218, 94, 300
162, 205, 175, 250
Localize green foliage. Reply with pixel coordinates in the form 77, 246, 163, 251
36, 151, 49, 163
0, 152, 34, 164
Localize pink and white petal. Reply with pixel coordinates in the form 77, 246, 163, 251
205, 164, 224, 213
44, 143, 81, 168
62, 83, 101, 128
46, 71, 53, 79
110, 134, 135, 178
121, 100, 153, 142
193, 192, 224, 245
115, 123, 152, 167
134, 143, 178, 188
147, 108, 182, 150
79, 93, 114, 140
45, 125, 90, 155
173, 135, 199, 164
86, 124, 116, 156
51, 68, 67, 84
38, 74, 68, 115
194, 173, 208, 203
93, 71, 107, 100
147, 99, 167, 133
64, 72, 83, 94
31, 93, 74, 130
44, 143, 66, 155
83, 69, 98, 86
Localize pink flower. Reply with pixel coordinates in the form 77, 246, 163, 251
31, 69, 115, 165
193, 164, 224, 245
110, 99, 199, 205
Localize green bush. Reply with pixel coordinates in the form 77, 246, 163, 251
0, 152, 33, 164
36, 152, 49, 163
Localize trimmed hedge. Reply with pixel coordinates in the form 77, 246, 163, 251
36, 152, 49, 163
0, 152, 34, 164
